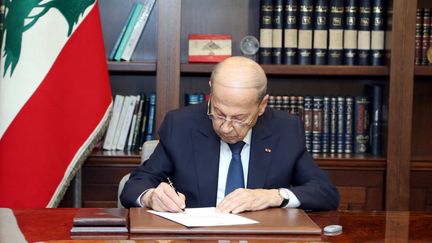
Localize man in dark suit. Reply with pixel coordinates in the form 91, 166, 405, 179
121, 56, 339, 213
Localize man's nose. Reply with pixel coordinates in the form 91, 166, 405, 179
220, 120, 234, 133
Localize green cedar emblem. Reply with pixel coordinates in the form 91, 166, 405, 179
2, 0, 96, 77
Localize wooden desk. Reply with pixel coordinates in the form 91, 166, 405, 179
10, 208, 432, 242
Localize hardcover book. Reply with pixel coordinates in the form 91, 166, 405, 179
303, 96, 313, 152
370, 0, 385, 66
298, 0, 314, 65
272, 0, 284, 64
357, 0, 372, 65
343, 0, 358, 65
109, 3, 138, 60
121, 0, 156, 61
145, 93, 156, 141
322, 96, 331, 153
328, 0, 345, 65
71, 208, 128, 234
367, 85, 383, 156
188, 34, 232, 63
114, 3, 145, 61
259, 0, 274, 64
312, 96, 323, 154
336, 96, 345, 154
421, 8, 431, 65
415, 8, 423, 66
329, 97, 337, 153
354, 96, 370, 154
283, 0, 298, 64
344, 97, 354, 154
313, 0, 329, 65
103, 95, 125, 150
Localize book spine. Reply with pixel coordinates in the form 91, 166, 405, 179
322, 96, 330, 153
357, 0, 372, 65
275, 95, 283, 110
313, 0, 329, 65
344, 97, 354, 154
297, 96, 305, 123
343, 0, 358, 65
268, 95, 276, 109
103, 95, 125, 150
429, 11, 432, 65
369, 85, 383, 156
328, 0, 344, 65
312, 96, 323, 154
283, 0, 298, 64
131, 95, 145, 151
112, 96, 132, 150
139, 96, 150, 150
303, 96, 313, 153
370, 0, 385, 66
145, 94, 156, 141
282, 95, 290, 112
127, 95, 141, 151
288, 96, 296, 114
109, 3, 138, 60
121, 0, 156, 61
336, 96, 345, 154
272, 0, 284, 64
415, 8, 423, 66
354, 96, 370, 154
116, 96, 137, 150
422, 8, 431, 65
114, 3, 144, 61
298, 0, 314, 65
329, 97, 337, 153
259, 0, 274, 64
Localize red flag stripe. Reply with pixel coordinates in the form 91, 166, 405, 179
0, 4, 111, 207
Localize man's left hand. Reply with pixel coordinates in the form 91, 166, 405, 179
216, 188, 282, 214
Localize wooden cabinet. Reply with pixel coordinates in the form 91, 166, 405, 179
61, 0, 431, 210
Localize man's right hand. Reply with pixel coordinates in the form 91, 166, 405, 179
141, 182, 186, 212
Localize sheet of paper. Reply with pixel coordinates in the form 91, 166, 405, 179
148, 207, 258, 227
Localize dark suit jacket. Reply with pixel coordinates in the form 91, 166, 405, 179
120, 103, 339, 211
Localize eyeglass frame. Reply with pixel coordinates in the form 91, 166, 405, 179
206, 98, 261, 128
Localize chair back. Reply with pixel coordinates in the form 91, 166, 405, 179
117, 140, 159, 208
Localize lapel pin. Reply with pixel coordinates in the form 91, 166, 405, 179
265, 148, 272, 153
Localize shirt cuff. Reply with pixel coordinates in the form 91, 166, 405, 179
283, 188, 301, 208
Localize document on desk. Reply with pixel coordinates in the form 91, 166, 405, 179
148, 207, 258, 227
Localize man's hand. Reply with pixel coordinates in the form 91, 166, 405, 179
216, 188, 282, 214
141, 182, 186, 212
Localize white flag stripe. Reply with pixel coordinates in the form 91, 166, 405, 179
0, 6, 93, 138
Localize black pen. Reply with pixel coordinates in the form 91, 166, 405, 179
167, 177, 185, 212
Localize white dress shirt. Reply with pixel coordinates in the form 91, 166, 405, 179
216, 129, 301, 208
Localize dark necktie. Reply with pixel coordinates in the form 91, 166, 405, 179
225, 141, 246, 195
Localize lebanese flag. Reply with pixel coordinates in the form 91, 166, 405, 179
0, 1, 112, 207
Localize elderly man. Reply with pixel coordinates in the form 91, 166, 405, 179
120, 56, 339, 213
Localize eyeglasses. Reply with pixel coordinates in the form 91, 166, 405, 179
207, 99, 259, 128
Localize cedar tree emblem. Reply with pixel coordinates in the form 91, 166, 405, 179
2, 0, 95, 77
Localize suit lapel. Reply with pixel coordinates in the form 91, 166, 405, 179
247, 114, 279, 189
192, 119, 220, 206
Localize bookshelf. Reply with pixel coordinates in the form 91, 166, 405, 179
60, 0, 431, 211
411, 0, 432, 211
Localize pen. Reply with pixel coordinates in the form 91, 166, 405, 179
167, 177, 185, 212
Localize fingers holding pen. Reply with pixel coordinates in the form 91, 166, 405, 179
150, 182, 185, 212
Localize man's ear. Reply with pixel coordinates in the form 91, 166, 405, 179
208, 80, 212, 88
258, 94, 269, 116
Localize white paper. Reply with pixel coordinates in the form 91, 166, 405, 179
148, 207, 258, 227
